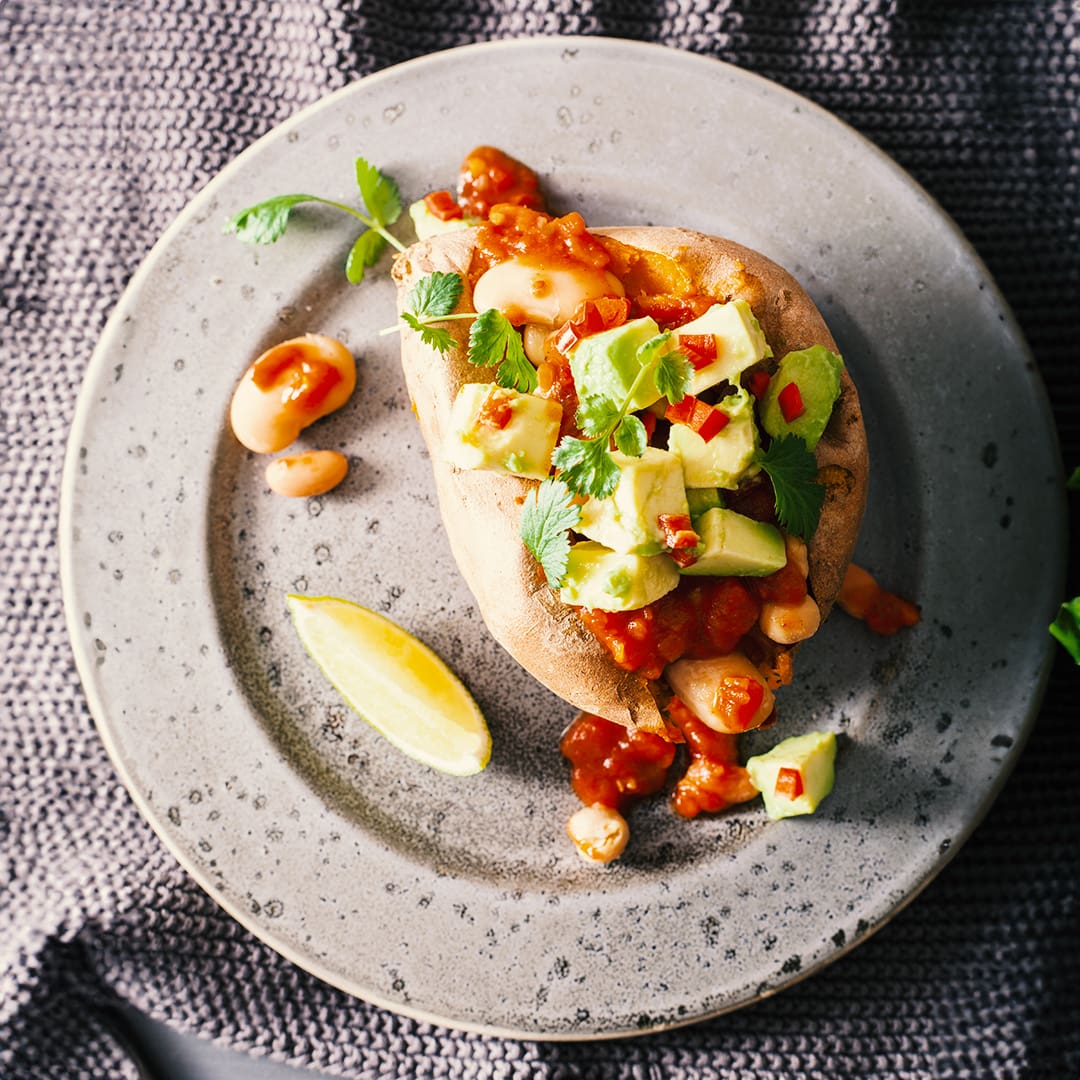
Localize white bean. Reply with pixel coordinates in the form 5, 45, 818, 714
666, 651, 775, 734
472, 256, 624, 328
566, 803, 629, 864
759, 595, 821, 644
265, 450, 349, 498
784, 533, 809, 579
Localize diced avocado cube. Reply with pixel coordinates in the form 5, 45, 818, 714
577, 447, 690, 555
759, 345, 844, 450
569, 317, 669, 413
685, 487, 724, 520
676, 300, 773, 395
680, 507, 786, 577
746, 731, 837, 820
559, 541, 680, 611
408, 199, 480, 241
668, 387, 759, 489
443, 383, 562, 480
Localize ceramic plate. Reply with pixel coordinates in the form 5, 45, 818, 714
60, 38, 1065, 1038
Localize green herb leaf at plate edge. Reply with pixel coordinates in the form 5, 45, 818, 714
355, 157, 402, 226
224, 194, 319, 244
1050, 597, 1080, 664
345, 229, 387, 284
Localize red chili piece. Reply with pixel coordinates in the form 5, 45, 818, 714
775, 767, 805, 800
745, 370, 771, 400
657, 513, 699, 551
665, 394, 730, 443
778, 381, 806, 423
678, 334, 718, 370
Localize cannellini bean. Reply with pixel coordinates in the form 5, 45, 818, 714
566, 803, 630, 864
522, 323, 551, 367
230, 334, 355, 454
265, 450, 349, 498
759, 595, 821, 645
784, 533, 809, 579
472, 256, 624, 327
666, 652, 775, 734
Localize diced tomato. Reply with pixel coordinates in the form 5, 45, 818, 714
458, 146, 545, 219
560, 712, 676, 812
715, 675, 767, 733
775, 766, 805, 800
475, 389, 513, 430
423, 190, 464, 221
665, 394, 730, 443
778, 381, 806, 423
632, 293, 715, 330
745, 370, 771, 400
657, 513, 698, 551
554, 296, 631, 356
837, 563, 921, 636
678, 334, 717, 370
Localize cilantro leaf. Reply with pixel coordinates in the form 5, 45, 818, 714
614, 414, 647, 457
345, 229, 387, 284
401, 312, 455, 354
355, 157, 402, 227
754, 435, 825, 541
224, 194, 319, 244
406, 271, 464, 320
468, 309, 537, 393
576, 394, 621, 439
520, 478, 582, 588
553, 436, 621, 500
1067, 466, 1080, 492
1050, 597, 1080, 664
655, 348, 692, 404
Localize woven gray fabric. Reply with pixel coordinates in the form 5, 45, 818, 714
2, 1, 1078, 1077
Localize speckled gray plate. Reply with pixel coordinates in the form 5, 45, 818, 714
60, 38, 1065, 1039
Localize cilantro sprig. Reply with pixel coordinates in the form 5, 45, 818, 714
553, 334, 691, 499
382, 271, 538, 393
754, 435, 825, 542
520, 478, 582, 588
1050, 598, 1080, 664
225, 157, 406, 283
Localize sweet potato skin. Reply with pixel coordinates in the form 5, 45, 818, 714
392, 227, 868, 734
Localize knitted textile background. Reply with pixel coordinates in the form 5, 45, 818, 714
2, 1, 1078, 1077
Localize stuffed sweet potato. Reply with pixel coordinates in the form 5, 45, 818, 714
392, 214, 868, 740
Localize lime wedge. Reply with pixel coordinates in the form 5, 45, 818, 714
286, 595, 491, 776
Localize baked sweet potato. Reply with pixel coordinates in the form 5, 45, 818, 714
392, 226, 868, 737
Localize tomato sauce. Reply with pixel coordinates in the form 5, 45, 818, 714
578, 577, 762, 681
667, 698, 760, 818
560, 713, 676, 812
471, 205, 613, 278
458, 145, 545, 219
251, 346, 344, 415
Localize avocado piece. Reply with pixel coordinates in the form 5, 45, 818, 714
577, 447, 690, 555
759, 345, 844, 450
408, 199, 480, 241
685, 487, 724, 520
569, 317, 668, 413
667, 387, 759, 489
675, 300, 772, 395
680, 507, 786, 577
559, 541, 680, 611
443, 383, 562, 480
746, 731, 837, 820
